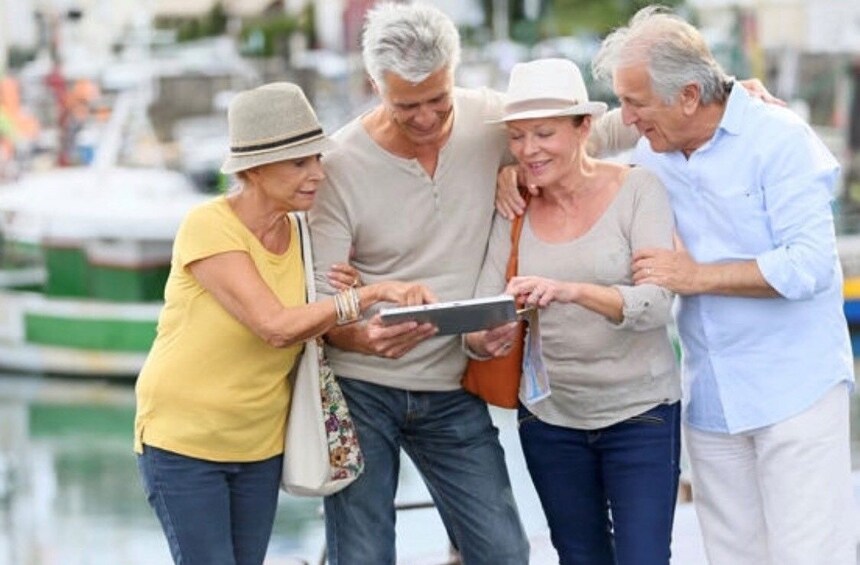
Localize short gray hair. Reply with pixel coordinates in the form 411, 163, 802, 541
593, 5, 730, 105
362, 2, 461, 93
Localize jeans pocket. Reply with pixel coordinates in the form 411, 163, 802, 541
627, 414, 665, 426
516, 404, 538, 427
626, 404, 670, 426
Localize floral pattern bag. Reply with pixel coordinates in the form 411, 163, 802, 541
317, 337, 364, 481
281, 212, 364, 496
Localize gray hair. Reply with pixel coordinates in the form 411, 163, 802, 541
362, 2, 461, 93
593, 5, 730, 105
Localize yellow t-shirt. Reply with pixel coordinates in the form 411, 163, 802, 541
134, 196, 304, 462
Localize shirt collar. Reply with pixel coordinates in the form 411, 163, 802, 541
717, 81, 748, 137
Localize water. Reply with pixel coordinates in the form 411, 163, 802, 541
0, 372, 857, 565
0, 374, 548, 565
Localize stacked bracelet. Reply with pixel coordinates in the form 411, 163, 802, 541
334, 287, 361, 325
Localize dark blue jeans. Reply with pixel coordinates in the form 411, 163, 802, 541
518, 402, 681, 565
136, 445, 282, 565
324, 377, 530, 565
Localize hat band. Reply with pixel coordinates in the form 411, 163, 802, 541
504, 98, 580, 115
231, 128, 324, 154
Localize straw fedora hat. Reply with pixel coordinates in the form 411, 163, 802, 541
220, 82, 334, 175
492, 58, 607, 123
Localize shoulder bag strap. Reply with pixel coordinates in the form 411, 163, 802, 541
292, 212, 316, 303
505, 192, 532, 281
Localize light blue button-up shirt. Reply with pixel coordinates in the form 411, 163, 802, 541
632, 83, 854, 434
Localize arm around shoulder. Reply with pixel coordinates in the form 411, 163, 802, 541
588, 109, 640, 157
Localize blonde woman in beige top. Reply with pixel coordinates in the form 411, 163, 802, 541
466, 58, 679, 565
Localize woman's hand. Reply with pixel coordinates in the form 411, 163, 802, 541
465, 322, 520, 358
370, 281, 437, 307
327, 262, 362, 290
506, 276, 573, 308
330, 281, 437, 358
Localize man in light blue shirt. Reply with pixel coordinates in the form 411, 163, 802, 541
594, 6, 856, 565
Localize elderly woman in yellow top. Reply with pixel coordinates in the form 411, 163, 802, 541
134, 82, 433, 565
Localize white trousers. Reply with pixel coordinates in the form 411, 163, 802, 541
685, 383, 856, 565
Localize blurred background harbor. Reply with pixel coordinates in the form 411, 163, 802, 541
0, 373, 855, 565
0, 0, 859, 563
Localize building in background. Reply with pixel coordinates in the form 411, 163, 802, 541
691, 0, 860, 212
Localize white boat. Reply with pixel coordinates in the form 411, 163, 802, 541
0, 166, 209, 376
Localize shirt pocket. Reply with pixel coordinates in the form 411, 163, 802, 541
703, 184, 771, 254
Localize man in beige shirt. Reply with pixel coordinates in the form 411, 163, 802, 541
308, 3, 529, 564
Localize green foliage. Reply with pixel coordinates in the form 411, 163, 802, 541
477, 0, 686, 39
7, 47, 38, 70
174, 3, 228, 42
511, 19, 541, 45
549, 0, 684, 36
240, 10, 312, 57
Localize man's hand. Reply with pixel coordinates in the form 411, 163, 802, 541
495, 165, 539, 220
327, 262, 361, 290
634, 234, 778, 298
358, 315, 437, 359
326, 281, 437, 357
738, 78, 786, 107
632, 234, 700, 295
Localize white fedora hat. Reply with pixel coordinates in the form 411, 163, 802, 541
220, 82, 335, 175
492, 58, 607, 123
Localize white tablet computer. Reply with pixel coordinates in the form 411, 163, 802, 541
378, 295, 517, 336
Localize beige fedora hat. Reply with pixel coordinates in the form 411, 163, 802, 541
220, 82, 334, 175
491, 58, 607, 123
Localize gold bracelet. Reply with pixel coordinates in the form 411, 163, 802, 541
335, 287, 361, 325
334, 292, 347, 324
347, 287, 360, 320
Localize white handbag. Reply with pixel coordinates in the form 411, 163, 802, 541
281, 212, 365, 497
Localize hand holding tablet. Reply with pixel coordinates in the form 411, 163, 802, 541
378, 295, 517, 336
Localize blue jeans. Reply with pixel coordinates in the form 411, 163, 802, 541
518, 402, 681, 565
136, 445, 282, 565
324, 377, 529, 565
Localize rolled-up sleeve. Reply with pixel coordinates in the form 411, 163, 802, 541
755, 124, 840, 300
613, 284, 674, 330
612, 169, 675, 331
